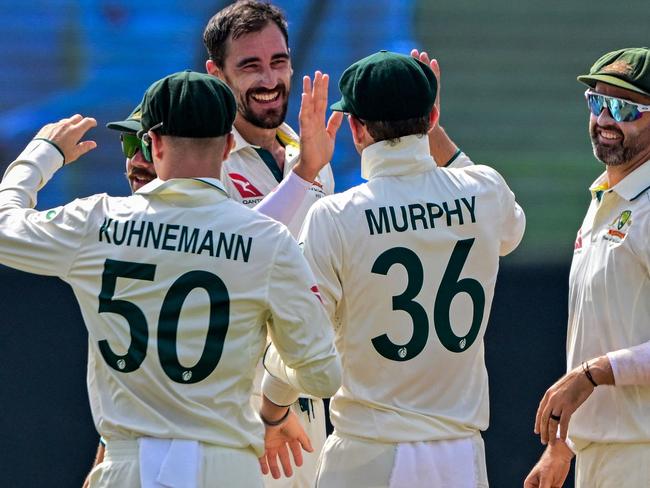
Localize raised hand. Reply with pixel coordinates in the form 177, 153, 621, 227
34, 114, 97, 164
295, 71, 343, 182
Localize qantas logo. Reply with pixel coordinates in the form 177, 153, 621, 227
311, 285, 323, 304
229, 173, 264, 198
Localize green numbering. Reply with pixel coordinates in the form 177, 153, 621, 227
370, 238, 485, 361
97, 259, 230, 383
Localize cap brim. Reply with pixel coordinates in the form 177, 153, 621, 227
330, 99, 348, 112
106, 120, 142, 133
577, 74, 650, 97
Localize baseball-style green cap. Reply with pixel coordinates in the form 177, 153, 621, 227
577, 47, 650, 97
106, 104, 143, 133
330, 50, 437, 121
141, 70, 237, 137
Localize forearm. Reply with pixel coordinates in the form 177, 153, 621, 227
606, 340, 650, 386
0, 140, 63, 209
262, 342, 341, 406
429, 125, 459, 167
253, 171, 310, 225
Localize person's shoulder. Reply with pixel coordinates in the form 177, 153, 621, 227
313, 182, 370, 214
447, 163, 510, 188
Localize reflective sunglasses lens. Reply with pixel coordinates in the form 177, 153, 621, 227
587, 94, 605, 117
120, 133, 140, 158
608, 98, 641, 122
140, 135, 153, 163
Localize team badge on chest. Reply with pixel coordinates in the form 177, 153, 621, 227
603, 209, 632, 244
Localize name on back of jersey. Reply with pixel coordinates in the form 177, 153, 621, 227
98, 218, 253, 263
365, 196, 476, 235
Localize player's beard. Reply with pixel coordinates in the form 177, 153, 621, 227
237, 82, 289, 129
126, 166, 156, 192
590, 123, 644, 167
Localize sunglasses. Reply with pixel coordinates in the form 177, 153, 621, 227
120, 133, 144, 159
585, 90, 650, 122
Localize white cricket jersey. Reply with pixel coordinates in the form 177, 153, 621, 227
0, 140, 340, 456
567, 159, 650, 448
221, 123, 334, 237
299, 135, 525, 442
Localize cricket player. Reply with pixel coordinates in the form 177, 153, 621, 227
298, 50, 525, 487
0, 70, 341, 487
201, 3, 341, 485
525, 47, 650, 488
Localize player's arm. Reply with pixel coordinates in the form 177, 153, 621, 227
524, 439, 574, 488
0, 115, 98, 276
81, 441, 105, 488
410, 49, 473, 168
261, 228, 341, 406
251, 71, 342, 226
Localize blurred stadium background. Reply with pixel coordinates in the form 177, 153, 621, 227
0, 0, 647, 486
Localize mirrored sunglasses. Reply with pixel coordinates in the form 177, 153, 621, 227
120, 133, 143, 159
585, 89, 650, 123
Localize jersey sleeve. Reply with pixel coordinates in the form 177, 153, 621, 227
253, 171, 310, 226
298, 201, 344, 322
262, 228, 341, 405
0, 140, 92, 277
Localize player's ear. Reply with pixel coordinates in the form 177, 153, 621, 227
428, 106, 439, 132
222, 132, 235, 160
206, 59, 225, 80
150, 131, 164, 162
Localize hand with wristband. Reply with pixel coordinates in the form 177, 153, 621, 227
534, 355, 613, 447
258, 395, 314, 480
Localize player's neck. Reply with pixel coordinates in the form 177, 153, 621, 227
234, 116, 281, 153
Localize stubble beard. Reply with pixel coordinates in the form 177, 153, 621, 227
236, 82, 289, 129
590, 125, 642, 167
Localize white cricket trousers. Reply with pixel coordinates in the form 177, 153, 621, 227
87, 439, 263, 488
575, 441, 650, 487
315, 431, 489, 488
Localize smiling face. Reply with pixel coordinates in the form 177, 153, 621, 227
589, 82, 650, 169
216, 22, 291, 129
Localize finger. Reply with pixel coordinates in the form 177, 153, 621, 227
289, 439, 304, 467
558, 409, 572, 442
430, 59, 440, 80
535, 393, 550, 434
299, 431, 314, 453
547, 411, 560, 446
69, 140, 97, 163
278, 444, 293, 478
326, 112, 344, 139
410, 48, 419, 59
73, 116, 97, 132
301, 75, 313, 116
267, 450, 281, 480
259, 455, 270, 475
419, 50, 430, 65
314, 73, 329, 117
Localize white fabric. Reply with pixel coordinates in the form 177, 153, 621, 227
389, 438, 477, 488
567, 159, 650, 445
221, 123, 334, 237
608, 341, 650, 386
0, 144, 340, 457
138, 438, 200, 488
300, 135, 525, 443
254, 171, 312, 226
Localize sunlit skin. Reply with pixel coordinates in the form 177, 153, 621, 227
125, 146, 156, 193
590, 82, 650, 186
206, 22, 292, 169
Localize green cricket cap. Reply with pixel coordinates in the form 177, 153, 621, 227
330, 50, 437, 121
578, 47, 650, 97
141, 70, 236, 137
106, 104, 142, 133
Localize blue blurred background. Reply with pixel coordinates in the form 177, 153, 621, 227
0, 0, 648, 486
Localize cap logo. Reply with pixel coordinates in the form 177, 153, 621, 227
131, 108, 142, 122
601, 60, 634, 77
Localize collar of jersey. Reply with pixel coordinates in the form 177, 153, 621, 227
361, 134, 435, 180
135, 177, 229, 198
230, 123, 299, 154
589, 158, 650, 201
